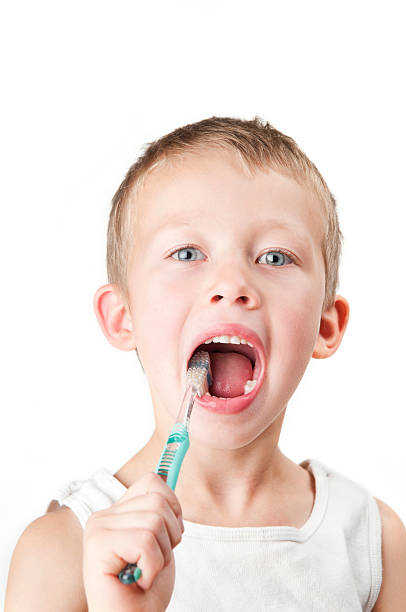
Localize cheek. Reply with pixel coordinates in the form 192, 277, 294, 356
272, 289, 321, 373
130, 269, 189, 360
265, 296, 320, 406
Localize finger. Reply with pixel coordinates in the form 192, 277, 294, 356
116, 472, 184, 521
107, 510, 180, 569
115, 492, 183, 537
86, 526, 166, 592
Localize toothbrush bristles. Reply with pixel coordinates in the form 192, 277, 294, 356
187, 350, 212, 397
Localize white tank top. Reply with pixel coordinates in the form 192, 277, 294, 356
47, 458, 382, 611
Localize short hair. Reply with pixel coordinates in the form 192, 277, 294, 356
107, 115, 342, 315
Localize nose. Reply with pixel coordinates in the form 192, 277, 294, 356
208, 259, 261, 309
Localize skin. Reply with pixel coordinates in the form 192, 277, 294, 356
94, 148, 350, 528
4, 148, 404, 612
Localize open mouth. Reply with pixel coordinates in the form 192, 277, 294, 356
188, 341, 261, 399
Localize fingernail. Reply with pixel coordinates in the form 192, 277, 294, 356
133, 567, 142, 581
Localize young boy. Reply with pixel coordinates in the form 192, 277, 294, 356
5, 116, 406, 611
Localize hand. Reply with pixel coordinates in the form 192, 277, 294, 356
83, 471, 184, 612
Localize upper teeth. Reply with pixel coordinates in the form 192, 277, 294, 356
203, 335, 254, 347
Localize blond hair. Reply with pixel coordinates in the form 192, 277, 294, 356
107, 116, 342, 314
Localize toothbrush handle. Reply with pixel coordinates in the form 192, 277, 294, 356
118, 423, 190, 584
153, 382, 196, 489
118, 356, 209, 584
155, 423, 190, 490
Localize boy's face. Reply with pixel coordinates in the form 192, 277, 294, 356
124, 149, 327, 448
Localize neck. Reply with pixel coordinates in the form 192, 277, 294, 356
137, 407, 303, 524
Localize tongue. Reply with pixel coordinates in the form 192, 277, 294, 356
208, 351, 253, 398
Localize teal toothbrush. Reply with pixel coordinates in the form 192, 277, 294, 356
118, 350, 212, 584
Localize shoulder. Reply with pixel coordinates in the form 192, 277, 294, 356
5, 505, 87, 611
372, 497, 406, 611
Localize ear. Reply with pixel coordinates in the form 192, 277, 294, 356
312, 294, 350, 359
93, 283, 136, 351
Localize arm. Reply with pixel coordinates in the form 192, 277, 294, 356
5, 507, 87, 612
372, 497, 406, 611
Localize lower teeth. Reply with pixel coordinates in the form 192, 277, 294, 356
203, 379, 257, 399
244, 379, 257, 394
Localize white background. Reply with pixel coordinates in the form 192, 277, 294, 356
1, 0, 405, 603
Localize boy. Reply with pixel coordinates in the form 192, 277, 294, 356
5, 116, 406, 611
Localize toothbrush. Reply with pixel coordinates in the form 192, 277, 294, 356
118, 350, 212, 584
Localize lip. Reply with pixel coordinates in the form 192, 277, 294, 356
185, 323, 267, 415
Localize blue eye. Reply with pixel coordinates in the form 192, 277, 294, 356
169, 246, 295, 265
170, 246, 205, 261
258, 250, 294, 266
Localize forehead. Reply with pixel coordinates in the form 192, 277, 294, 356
131, 150, 326, 248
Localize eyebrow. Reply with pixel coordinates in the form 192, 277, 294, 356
158, 217, 302, 231
156, 217, 310, 244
